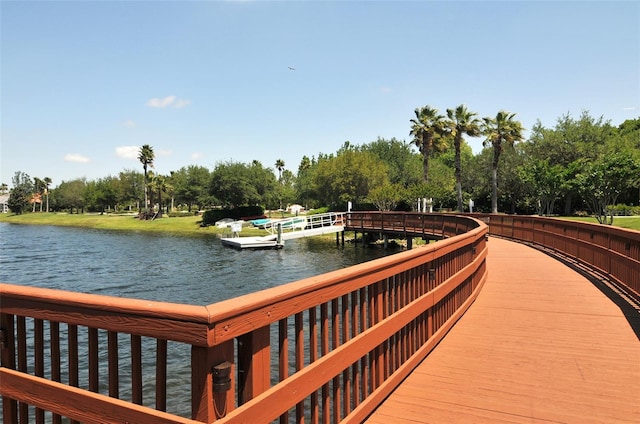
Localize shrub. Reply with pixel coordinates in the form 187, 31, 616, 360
167, 211, 193, 218
201, 206, 265, 226
308, 207, 329, 215
608, 204, 640, 216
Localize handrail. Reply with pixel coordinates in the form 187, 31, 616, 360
473, 214, 640, 301
263, 211, 345, 234
1, 213, 488, 423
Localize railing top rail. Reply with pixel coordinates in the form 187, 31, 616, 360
204, 219, 486, 338
0, 282, 211, 323
472, 213, 640, 240
0, 283, 209, 323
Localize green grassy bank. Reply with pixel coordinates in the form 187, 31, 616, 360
1, 212, 638, 234
555, 216, 640, 231
0, 212, 268, 237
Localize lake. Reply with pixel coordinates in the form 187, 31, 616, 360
0, 222, 398, 419
0, 222, 396, 305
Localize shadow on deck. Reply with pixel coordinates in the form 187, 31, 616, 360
366, 237, 640, 424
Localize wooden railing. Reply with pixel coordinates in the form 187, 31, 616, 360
346, 211, 480, 239
475, 214, 640, 301
1, 212, 487, 423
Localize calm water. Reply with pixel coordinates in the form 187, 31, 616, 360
0, 222, 397, 420
0, 222, 395, 305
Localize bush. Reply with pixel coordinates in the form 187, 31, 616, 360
608, 204, 640, 216
308, 207, 329, 215
201, 206, 265, 226
167, 211, 193, 218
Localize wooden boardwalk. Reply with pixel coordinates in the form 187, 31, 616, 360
365, 237, 640, 424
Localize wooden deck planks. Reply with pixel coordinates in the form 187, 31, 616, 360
365, 237, 640, 424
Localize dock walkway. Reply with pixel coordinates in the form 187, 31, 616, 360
221, 212, 345, 249
366, 237, 640, 424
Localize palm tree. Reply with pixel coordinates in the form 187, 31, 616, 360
482, 111, 524, 213
43, 177, 52, 212
445, 105, 481, 212
138, 144, 155, 214
33, 177, 45, 212
275, 159, 285, 182
410, 106, 446, 184
150, 173, 169, 217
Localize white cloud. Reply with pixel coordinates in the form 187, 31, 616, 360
379, 87, 393, 94
174, 99, 192, 108
123, 120, 137, 128
115, 146, 140, 159
64, 153, 91, 163
146, 95, 191, 109
191, 152, 203, 160
157, 149, 172, 157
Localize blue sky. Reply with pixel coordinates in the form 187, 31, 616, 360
2, 0, 638, 187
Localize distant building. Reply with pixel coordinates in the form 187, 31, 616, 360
287, 204, 305, 215
0, 194, 9, 213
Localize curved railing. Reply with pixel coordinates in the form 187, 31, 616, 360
475, 214, 640, 302
1, 213, 488, 423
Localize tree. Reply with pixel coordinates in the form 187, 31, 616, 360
482, 110, 525, 213
524, 112, 616, 214
274, 159, 286, 209
149, 172, 172, 216
33, 177, 45, 212
575, 154, 639, 224
209, 161, 277, 208
43, 177, 52, 212
410, 106, 446, 184
445, 105, 481, 212
8, 171, 33, 214
368, 183, 405, 211
312, 149, 389, 209
137, 144, 155, 215
249, 160, 279, 209
496, 145, 528, 214
118, 169, 144, 211
296, 155, 316, 210
55, 179, 87, 214
278, 169, 297, 209
0, 183, 8, 195
173, 165, 211, 212
275, 159, 285, 182
84, 176, 118, 213
426, 157, 457, 210
363, 137, 422, 189
519, 159, 564, 216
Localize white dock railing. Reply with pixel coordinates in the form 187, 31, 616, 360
262, 211, 345, 235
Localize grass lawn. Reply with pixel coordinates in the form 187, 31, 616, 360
2, 212, 638, 235
0, 212, 269, 237
557, 216, 640, 231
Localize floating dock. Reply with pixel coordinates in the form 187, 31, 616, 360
220, 212, 345, 249
220, 234, 283, 249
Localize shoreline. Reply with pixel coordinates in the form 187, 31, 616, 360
1, 212, 638, 233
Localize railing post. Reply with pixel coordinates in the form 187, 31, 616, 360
1, 313, 18, 424
192, 339, 235, 422
237, 325, 271, 405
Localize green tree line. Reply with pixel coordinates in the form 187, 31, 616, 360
5, 110, 639, 224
